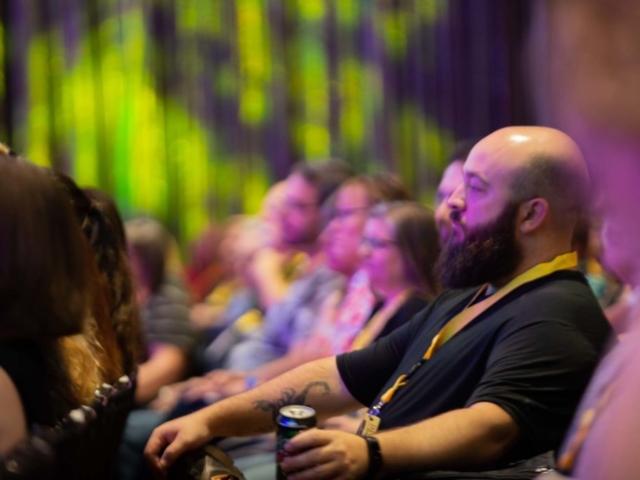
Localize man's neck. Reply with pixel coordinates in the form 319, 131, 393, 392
489, 248, 573, 290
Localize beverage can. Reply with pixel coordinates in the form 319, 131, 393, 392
275, 405, 317, 479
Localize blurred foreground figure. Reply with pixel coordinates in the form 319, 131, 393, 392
530, 2, 640, 479
0, 158, 94, 455
126, 218, 197, 405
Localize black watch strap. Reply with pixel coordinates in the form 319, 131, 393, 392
363, 435, 383, 478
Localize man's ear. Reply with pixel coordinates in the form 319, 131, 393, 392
518, 198, 549, 234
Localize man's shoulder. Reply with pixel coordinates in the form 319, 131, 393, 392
513, 270, 600, 313
503, 270, 611, 341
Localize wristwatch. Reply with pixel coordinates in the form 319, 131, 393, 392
363, 435, 383, 478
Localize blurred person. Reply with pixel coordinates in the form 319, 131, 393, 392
126, 218, 197, 406
249, 160, 353, 309
0, 158, 95, 454
146, 127, 611, 479
185, 223, 225, 303
435, 140, 476, 246
195, 216, 273, 369
189, 181, 286, 333
181, 175, 416, 402
188, 217, 254, 333
527, 3, 640, 478
117, 218, 198, 480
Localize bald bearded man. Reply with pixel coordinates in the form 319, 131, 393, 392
145, 127, 611, 479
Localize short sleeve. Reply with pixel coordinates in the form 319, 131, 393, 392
466, 317, 602, 451
336, 313, 425, 407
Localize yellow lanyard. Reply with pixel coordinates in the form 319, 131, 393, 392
373, 252, 579, 411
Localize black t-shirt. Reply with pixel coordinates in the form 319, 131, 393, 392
372, 296, 429, 340
337, 270, 612, 465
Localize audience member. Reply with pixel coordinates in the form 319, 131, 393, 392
145, 126, 611, 479
185, 222, 226, 303
126, 218, 197, 405
249, 160, 353, 310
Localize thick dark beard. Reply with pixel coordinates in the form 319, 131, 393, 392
436, 203, 523, 289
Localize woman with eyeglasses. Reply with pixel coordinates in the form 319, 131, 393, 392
351, 201, 441, 347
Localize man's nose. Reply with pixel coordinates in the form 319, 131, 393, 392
447, 183, 466, 212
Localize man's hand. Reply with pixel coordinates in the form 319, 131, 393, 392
280, 429, 369, 480
144, 412, 214, 478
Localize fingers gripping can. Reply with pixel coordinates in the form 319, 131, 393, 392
276, 405, 317, 479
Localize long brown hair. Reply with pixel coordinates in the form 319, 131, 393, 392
369, 201, 442, 299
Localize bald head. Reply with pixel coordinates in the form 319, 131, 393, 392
470, 126, 590, 229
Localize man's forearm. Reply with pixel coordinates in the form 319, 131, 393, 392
197, 357, 362, 438
376, 402, 520, 476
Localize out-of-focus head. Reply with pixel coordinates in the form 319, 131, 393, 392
435, 140, 477, 246
126, 218, 173, 304
359, 201, 440, 299
279, 159, 354, 246
585, 149, 640, 286
323, 173, 413, 277
0, 159, 92, 338
531, 0, 640, 287
437, 126, 589, 288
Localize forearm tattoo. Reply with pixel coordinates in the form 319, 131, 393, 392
252, 381, 330, 422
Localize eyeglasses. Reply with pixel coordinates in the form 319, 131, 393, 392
360, 235, 398, 249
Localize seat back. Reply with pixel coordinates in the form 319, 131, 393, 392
0, 374, 136, 480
